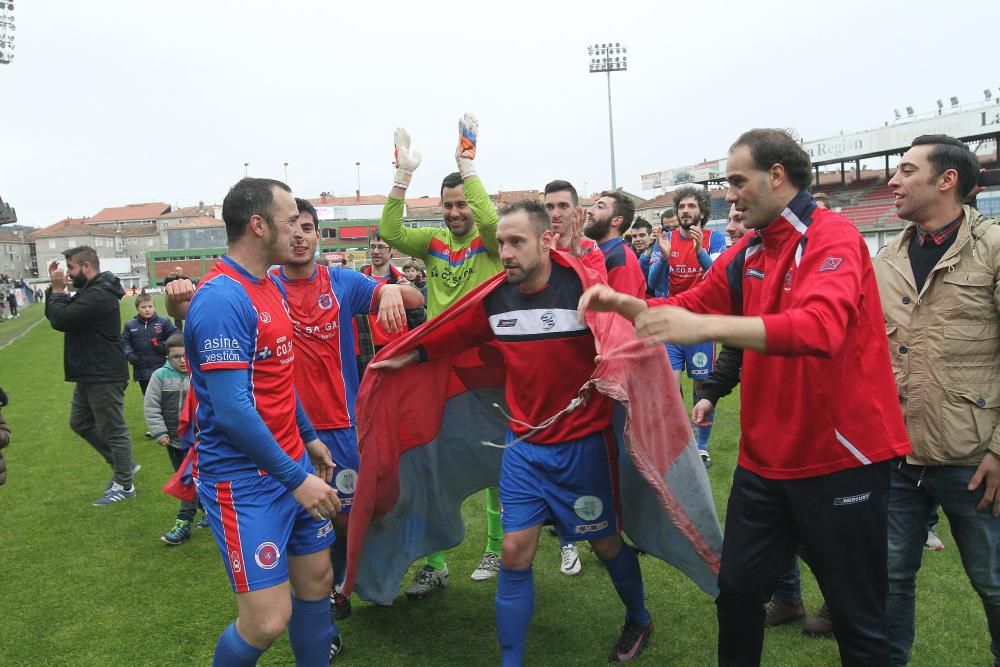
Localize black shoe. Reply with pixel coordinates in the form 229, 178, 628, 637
195, 512, 210, 529
331, 587, 352, 621
329, 634, 344, 662
609, 618, 653, 662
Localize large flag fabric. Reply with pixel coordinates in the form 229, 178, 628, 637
344, 251, 723, 604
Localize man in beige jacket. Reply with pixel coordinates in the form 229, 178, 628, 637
875, 134, 1000, 665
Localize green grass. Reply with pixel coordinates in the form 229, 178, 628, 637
0, 295, 991, 665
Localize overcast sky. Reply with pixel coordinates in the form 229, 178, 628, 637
3, 0, 999, 227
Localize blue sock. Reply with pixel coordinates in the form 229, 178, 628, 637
496, 565, 534, 667
696, 415, 713, 453
330, 535, 347, 587
288, 596, 336, 667
603, 545, 650, 625
213, 622, 264, 667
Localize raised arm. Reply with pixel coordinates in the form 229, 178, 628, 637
455, 112, 500, 258
379, 127, 436, 258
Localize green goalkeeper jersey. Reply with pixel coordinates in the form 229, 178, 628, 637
379, 176, 502, 319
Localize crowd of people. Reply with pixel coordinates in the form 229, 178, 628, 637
27, 117, 1000, 667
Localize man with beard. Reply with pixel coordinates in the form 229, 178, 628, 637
46, 246, 136, 506
378, 114, 504, 597
179, 178, 344, 665
649, 186, 727, 467
372, 199, 654, 664
584, 190, 646, 298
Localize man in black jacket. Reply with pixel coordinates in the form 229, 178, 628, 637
46, 246, 136, 506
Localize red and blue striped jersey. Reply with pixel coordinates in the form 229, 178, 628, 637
270, 265, 380, 429
185, 256, 303, 480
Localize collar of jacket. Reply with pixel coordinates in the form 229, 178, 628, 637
756, 189, 817, 251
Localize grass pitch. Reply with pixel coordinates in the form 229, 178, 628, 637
0, 295, 990, 665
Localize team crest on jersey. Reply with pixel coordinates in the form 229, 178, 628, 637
818, 256, 844, 273
573, 495, 603, 521
153, 324, 162, 333
692, 352, 709, 368
254, 542, 280, 570
259, 312, 272, 324
540, 310, 556, 331
317, 293, 334, 310
783, 270, 793, 292
256, 346, 272, 360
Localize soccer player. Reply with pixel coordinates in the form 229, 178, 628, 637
580, 128, 911, 666
379, 114, 505, 594
648, 186, 727, 467
372, 199, 653, 664
272, 198, 423, 620
181, 178, 343, 666
583, 190, 647, 298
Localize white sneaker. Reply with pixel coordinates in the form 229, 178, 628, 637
470, 552, 501, 581
560, 543, 582, 576
925, 530, 944, 551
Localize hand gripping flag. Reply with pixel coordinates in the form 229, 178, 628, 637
344, 251, 723, 604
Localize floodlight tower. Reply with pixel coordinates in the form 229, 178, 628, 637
0, 1, 15, 65
587, 42, 627, 190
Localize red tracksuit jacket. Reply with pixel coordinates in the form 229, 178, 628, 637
655, 190, 911, 479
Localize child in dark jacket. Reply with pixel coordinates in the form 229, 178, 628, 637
122, 294, 178, 394
143, 334, 198, 544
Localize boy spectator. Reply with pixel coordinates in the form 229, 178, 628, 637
143, 334, 200, 544
122, 294, 178, 394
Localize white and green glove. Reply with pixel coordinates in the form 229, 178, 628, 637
393, 127, 421, 190
455, 112, 478, 179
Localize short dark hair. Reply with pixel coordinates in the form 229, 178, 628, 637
599, 190, 636, 235
499, 199, 551, 236
402, 260, 420, 272
295, 197, 318, 225
631, 218, 653, 234
730, 128, 813, 190
134, 293, 154, 308
165, 333, 185, 350
63, 246, 100, 271
222, 178, 292, 243
672, 186, 711, 224
659, 208, 676, 221
911, 135, 979, 201
544, 179, 579, 206
440, 172, 463, 198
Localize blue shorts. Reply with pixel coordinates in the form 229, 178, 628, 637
498, 429, 620, 542
667, 341, 716, 379
197, 462, 335, 593
316, 427, 360, 514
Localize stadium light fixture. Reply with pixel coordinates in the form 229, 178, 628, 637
906, 106, 915, 117
936, 99, 944, 113
950, 96, 960, 107
893, 109, 901, 120
985, 89, 993, 101
0, 1, 14, 65
586, 41, 628, 189
243, 162, 249, 177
